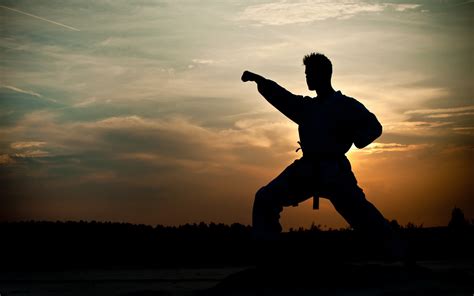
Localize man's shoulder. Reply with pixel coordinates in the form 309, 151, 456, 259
336, 91, 367, 109
301, 95, 315, 104
336, 91, 356, 101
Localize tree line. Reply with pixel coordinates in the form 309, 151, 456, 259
1, 207, 472, 270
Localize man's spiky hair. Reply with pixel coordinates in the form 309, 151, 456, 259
303, 52, 332, 78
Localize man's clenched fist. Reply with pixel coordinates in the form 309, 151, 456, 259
241, 70, 260, 82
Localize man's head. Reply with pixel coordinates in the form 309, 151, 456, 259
303, 52, 332, 92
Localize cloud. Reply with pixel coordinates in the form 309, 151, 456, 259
397, 105, 474, 138
0, 109, 297, 224
405, 105, 474, 115
387, 3, 420, 12
10, 141, 47, 149
452, 127, 474, 135
11, 150, 49, 158
0, 154, 15, 165
425, 112, 474, 119
79, 115, 296, 161
237, 1, 420, 25
72, 97, 98, 108
404, 105, 474, 122
3, 141, 50, 162
1, 85, 43, 98
0, 110, 296, 174
192, 59, 217, 65
385, 120, 453, 132
354, 142, 431, 154
0, 5, 80, 31
0, 85, 59, 106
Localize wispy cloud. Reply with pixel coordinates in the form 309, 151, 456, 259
405, 105, 474, 115
72, 97, 98, 108
10, 141, 46, 149
357, 142, 430, 154
384, 121, 454, 137
192, 59, 217, 65
12, 150, 49, 158
0, 5, 80, 31
0, 85, 58, 103
387, 3, 421, 12
237, 1, 420, 25
1, 85, 43, 98
399, 105, 474, 136
452, 127, 474, 135
426, 112, 474, 119
0, 154, 15, 165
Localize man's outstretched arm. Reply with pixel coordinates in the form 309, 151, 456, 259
241, 70, 305, 124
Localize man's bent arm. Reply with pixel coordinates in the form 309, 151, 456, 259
352, 103, 383, 149
242, 71, 305, 124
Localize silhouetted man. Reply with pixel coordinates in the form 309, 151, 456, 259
242, 53, 392, 243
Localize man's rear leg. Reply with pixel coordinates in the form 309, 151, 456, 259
330, 187, 408, 262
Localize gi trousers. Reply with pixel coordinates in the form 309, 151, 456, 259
252, 156, 391, 240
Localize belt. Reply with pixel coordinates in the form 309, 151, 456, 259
296, 142, 345, 161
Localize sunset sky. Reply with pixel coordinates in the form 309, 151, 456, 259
1, 0, 472, 230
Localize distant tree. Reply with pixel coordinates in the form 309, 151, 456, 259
448, 207, 468, 229
389, 219, 400, 230
405, 222, 423, 229
309, 222, 321, 232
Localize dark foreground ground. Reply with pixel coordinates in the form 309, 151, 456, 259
1, 260, 473, 296
1, 220, 473, 295
205, 260, 474, 296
